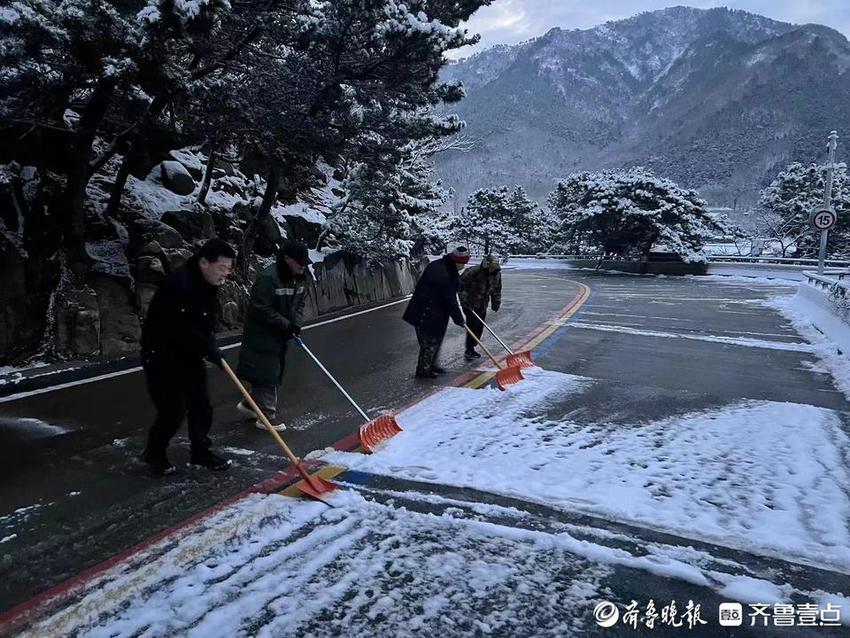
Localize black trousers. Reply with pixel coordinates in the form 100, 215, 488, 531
142, 352, 212, 457
463, 306, 486, 352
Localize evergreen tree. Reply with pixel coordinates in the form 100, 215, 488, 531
450, 188, 513, 255
504, 186, 554, 254
548, 168, 725, 261
759, 161, 850, 258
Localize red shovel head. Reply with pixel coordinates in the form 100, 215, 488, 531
294, 462, 338, 502
506, 351, 534, 369
358, 414, 403, 453
496, 365, 525, 390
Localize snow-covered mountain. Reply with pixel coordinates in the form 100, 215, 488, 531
438, 6, 850, 210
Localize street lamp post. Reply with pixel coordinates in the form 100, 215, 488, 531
818, 130, 839, 274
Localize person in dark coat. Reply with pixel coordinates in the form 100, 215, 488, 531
140, 238, 235, 476
403, 246, 470, 378
236, 241, 310, 431
460, 254, 502, 360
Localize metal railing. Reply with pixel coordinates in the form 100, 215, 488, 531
508, 254, 850, 268
803, 270, 850, 291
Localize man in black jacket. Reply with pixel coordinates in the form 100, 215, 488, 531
403, 246, 469, 378
140, 238, 235, 475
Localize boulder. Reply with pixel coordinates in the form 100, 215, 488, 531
129, 218, 185, 254
282, 214, 322, 248
160, 160, 195, 196
213, 158, 237, 176
254, 215, 282, 257
163, 248, 193, 271
221, 301, 239, 327
139, 240, 164, 257
167, 149, 204, 180
136, 283, 158, 317
232, 201, 255, 223
55, 286, 101, 357
91, 273, 141, 356
161, 209, 216, 242
136, 256, 165, 284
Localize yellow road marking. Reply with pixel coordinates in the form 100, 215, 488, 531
464, 281, 591, 389
278, 465, 348, 497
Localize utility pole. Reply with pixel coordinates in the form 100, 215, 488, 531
818, 130, 839, 274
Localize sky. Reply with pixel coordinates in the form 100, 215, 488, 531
451, 0, 850, 59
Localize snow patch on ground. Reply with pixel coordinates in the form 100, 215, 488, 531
0, 363, 48, 386
27, 491, 616, 637
567, 322, 811, 352
503, 258, 575, 270
768, 292, 850, 400
323, 368, 850, 571
0, 416, 71, 439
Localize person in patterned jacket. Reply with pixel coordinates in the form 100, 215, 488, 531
459, 254, 502, 360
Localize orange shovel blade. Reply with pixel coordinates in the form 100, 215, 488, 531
506, 351, 534, 369
358, 414, 403, 453
294, 463, 338, 502
496, 365, 525, 390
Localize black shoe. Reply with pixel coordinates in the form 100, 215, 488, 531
430, 364, 447, 374
188, 450, 232, 471
140, 449, 176, 476
465, 349, 481, 360
415, 369, 439, 379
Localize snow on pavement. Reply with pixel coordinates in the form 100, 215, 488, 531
26, 491, 617, 637
26, 483, 848, 636
322, 368, 850, 571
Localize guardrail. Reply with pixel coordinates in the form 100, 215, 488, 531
508, 254, 850, 268
803, 270, 850, 290
707, 255, 850, 267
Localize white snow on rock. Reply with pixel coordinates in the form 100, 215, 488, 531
167, 148, 205, 176
324, 368, 850, 571
125, 172, 194, 220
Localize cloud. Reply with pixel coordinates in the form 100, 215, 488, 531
448, 0, 850, 59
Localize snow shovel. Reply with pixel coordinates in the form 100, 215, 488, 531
467, 307, 534, 369
463, 325, 525, 390
294, 337, 402, 453
220, 360, 337, 503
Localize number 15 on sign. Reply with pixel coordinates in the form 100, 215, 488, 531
810, 207, 837, 231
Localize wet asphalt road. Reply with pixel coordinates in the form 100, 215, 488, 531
2, 266, 849, 636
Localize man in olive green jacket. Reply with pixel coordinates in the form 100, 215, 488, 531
236, 241, 311, 431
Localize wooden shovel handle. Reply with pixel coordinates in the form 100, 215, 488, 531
463, 324, 503, 370
221, 360, 301, 466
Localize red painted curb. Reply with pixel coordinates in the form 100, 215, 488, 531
0, 280, 590, 635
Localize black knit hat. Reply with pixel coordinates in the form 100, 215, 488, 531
281, 240, 312, 267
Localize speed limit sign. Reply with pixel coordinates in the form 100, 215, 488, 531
810, 207, 837, 231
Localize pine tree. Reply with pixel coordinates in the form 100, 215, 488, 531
450, 188, 513, 255
504, 186, 554, 253
759, 161, 850, 258
548, 168, 725, 261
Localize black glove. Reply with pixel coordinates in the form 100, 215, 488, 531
207, 344, 224, 369
453, 316, 465, 328
289, 323, 302, 337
